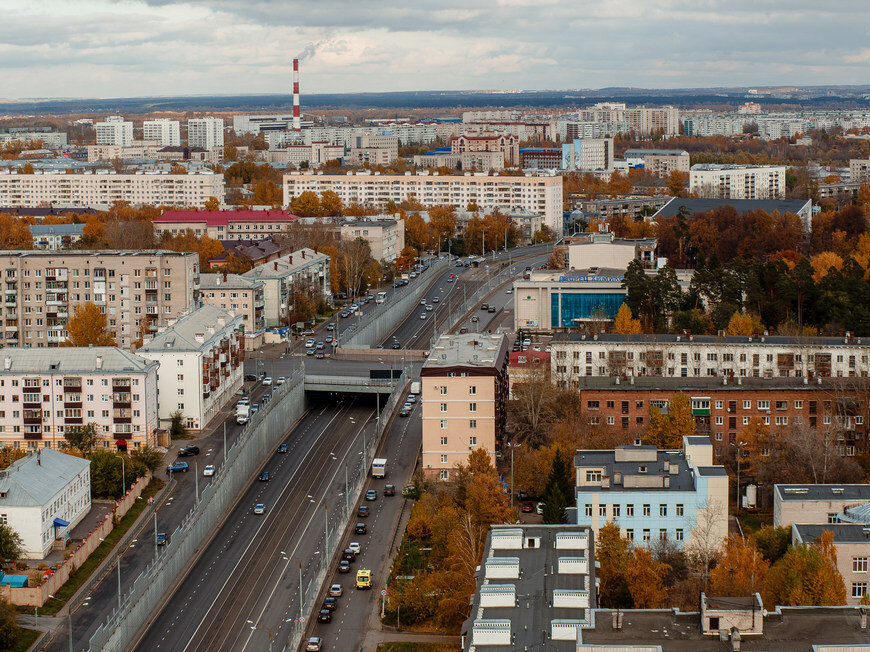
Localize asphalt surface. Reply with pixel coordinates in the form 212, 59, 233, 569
135, 396, 380, 652
50, 378, 278, 652
304, 388, 422, 651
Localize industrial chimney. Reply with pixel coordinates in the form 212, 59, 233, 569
292, 58, 301, 132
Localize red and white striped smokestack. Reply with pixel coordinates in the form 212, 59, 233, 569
292, 58, 301, 132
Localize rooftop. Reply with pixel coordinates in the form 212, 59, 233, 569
423, 333, 508, 371
653, 197, 812, 220
552, 331, 870, 348
340, 219, 398, 227
463, 524, 594, 652
793, 523, 870, 544
0, 449, 90, 508
0, 249, 196, 260
0, 347, 156, 375
198, 272, 264, 290
212, 237, 283, 264
624, 149, 690, 156
574, 447, 701, 493
775, 484, 870, 502
138, 305, 241, 353
690, 163, 786, 171
29, 223, 86, 236
569, 376, 865, 392
154, 210, 300, 227
242, 247, 329, 280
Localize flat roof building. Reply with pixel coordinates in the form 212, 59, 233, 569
339, 219, 405, 263
153, 209, 299, 241
652, 196, 814, 231
689, 164, 786, 201
28, 223, 85, 251
198, 272, 265, 337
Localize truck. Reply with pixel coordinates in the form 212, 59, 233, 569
410, 381, 421, 395
376, 291, 387, 304
235, 405, 250, 425
371, 458, 387, 478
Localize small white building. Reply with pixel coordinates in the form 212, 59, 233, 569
138, 305, 243, 432
340, 219, 405, 263
0, 449, 91, 559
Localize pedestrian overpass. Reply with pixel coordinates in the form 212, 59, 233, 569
303, 374, 400, 394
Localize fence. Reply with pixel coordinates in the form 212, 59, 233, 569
283, 376, 409, 652
342, 258, 450, 348
87, 367, 306, 651
0, 473, 151, 608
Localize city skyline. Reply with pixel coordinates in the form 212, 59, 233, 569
2, 0, 869, 99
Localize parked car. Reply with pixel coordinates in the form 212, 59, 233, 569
357, 505, 370, 517
328, 584, 343, 597
253, 503, 266, 515
521, 502, 535, 513
365, 489, 378, 501
355, 522, 367, 535
167, 461, 189, 474
177, 446, 199, 457
244, 373, 258, 382
384, 484, 396, 496
536, 502, 545, 515
203, 464, 215, 477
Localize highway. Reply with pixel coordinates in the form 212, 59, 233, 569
49, 376, 282, 652
135, 396, 379, 652
304, 387, 422, 650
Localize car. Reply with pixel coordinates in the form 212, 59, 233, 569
262, 377, 272, 386
407, 394, 417, 403
338, 560, 351, 574
328, 584, 343, 597
251, 404, 259, 414
342, 548, 356, 562
340, 310, 350, 318
506, 288, 513, 294
521, 502, 535, 513
317, 609, 332, 623
253, 503, 266, 515
306, 637, 323, 651
323, 596, 337, 611
276, 376, 286, 385
348, 542, 361, 554
419, 313, 427, 320
426, 304, 434, 311
459, 327, 468, 334
367, 293, 375, 300
306, 347, 315, 355
357, 505, 370, 517
156, 532, 167, 546
481, 303, 488, 310
399, 408, 410, 417
391, 341, 401, 349
365, 489, 378, 501
488, 306, 496, 313
536, 502, 544, 515
258, 471, 270, 482
305, 338, 315, 347
326, 323, 335, 331
167, 461, 189, 474
315, 351, 325, 359
237, 397, 250, 406
325, 336, 333, 344
278, 443, 288, 453
384, 484, 396, 496
433, 297, 439, 303
420, 299, 427, 305
522, 338, 531, 347
355, 522, 367, 534
402, 402, 412, 410
244, 373, 258, 382
203, 464, 215, 477
316, 341, 325, 350
302, 329, 315, 336
471, 316, 479, 322
356, 569, 372, 590
177, 446, 200, 457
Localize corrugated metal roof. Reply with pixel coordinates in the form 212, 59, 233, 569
0, 449, 90, 508
0, 347, 155, 374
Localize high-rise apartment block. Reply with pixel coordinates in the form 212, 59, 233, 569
95, 116, 133, 147
0, 250, 198, 350
561, 138, 614, 171
623, 149, 691, 176
143, 118, 181, 147
690, 164, 786, 199
187, 117, 224, 149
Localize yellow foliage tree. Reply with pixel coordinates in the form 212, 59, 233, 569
63, 302, 116, 347
762, 529, 846, 607
645, 392, 695, 449
203, 196, 220, 211
625, 548, 671, 608
709, 534, 770, 596
725, 311, 764, 336
810, 251, 844, 282
613, 303, 642, 334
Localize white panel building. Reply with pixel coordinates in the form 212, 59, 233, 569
689, 164, 786, 200
143, 119, 181, 147
187, 117, 225, 149
95, 116, 133, 147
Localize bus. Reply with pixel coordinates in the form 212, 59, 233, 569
376, 291, 387, 304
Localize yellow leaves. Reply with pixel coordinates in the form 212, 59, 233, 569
0, 213, 33, 250
613, 304, 642, 334
810, 251, 844, 282
725, 311, 764, 336
645, 392, 695, 450
203, 197, 220, 211
709, 534, 770, 596
626, 548, 671, 608
64, 301, 116, 347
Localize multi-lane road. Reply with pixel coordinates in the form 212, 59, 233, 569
136, 396, 380, 652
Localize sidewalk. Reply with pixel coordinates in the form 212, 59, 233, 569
363, 630, 461, 651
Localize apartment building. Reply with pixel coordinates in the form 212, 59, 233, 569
142, 119, 181, 147
412, 149, 505, 172
571, 376, 869, 460
507, 349, 549, 399
95, 116, 133, 147
689, 164, 786, 200
232, 114, 314, 135
0, 129, 68, 150
452, 132, 519, 166
345, 133, 399, 166
520, 148, 562, 170
0, 347, 159, 451
575, 437, 729, 550
153, 209, 299, 241
793, 523, 870, 605
198, 272, 265, 336
28, 224, 85, 251
774, 484, 870, 528
87, 142, 161, 162
242, 248, 331, 327
187, 117, 224, 149
339, 219, 405, 263
561, 138, 614, 171
421, 333, 509, 479
567, 193, 671, 222
267, 142, 345, 167
0, 250, 198, 349
0, 170, 225, 209
284, 171, 564, 234
623, 149, 691, 176
576, 104, 680, 137
462, 525, 594, 650
851, 158, 870, 183
138, 305, 243, 432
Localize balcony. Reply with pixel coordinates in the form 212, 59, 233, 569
64, 417, 83, 425
4, 298, 16, 306
63, 402, 82, 409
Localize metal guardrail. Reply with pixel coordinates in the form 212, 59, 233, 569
304, 375, 395, 387
88, 367, 306, 651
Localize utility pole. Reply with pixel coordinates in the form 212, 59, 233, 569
153, 512, 158, 560
223, 421, 227, 463
323, 504, 329, 557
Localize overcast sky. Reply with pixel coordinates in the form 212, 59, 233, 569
2, 0, 869, 98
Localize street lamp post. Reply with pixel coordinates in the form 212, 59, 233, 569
507, 442, 522, 508
731, 440, 746, 515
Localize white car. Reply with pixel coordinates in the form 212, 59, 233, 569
262, 377, 272, 386
419, 313, 427, 320
402, 402, 413, 411
425, 304, 434, 311
407, 394, 417, 403
506, 288, 513, 294
306, 637, 322, 651
420, 299, 427, 305
203, 464, 215, 477
348, 542, 361, 554
305, 338, 315, 348
253, 503, 266, 515
276, 377, 286, 385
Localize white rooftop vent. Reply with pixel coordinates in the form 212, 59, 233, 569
832, 488, 845, 494
557, 557, 588, 575
783, 487, 809, 495
552, 589, 590, 609
491, 528, 523, 550
479, 584, 516, 608
551, 619, 587, 641
555, 532, 588, 550
485, 557, 520, 579
472, 620, 511, 646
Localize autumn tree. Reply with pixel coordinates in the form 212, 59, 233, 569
725, 311, 764, 336
645, 392, 695, 449
709, 534, 770, 596
428, 205, 458, 251
0, 213, 33, 249
613, 303, 642, 334
319, 190, 344, 217
754, 525, 792, 564
63, 423, 99, 456
596, 522, 634, 608
762, 530, 846, 607
810, 251, 844, 282
403, 213, 430, 252
507, 365, 576, 446
395, 246, 418, 273
625, 547, 670, 608
203, 196, 220, 211
665, 170, 689, 197
289, 190, 321, 217
251, 181, 282, 207
64, 302, 116, 347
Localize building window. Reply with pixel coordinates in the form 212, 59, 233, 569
643, 504, 651, 516
642, 529, 651, 542
828, 513, 839, 524
659, 529, 667, 541
440, 403, 448, 412
178, 403, 184, 410
613, 504, 620, 517
469, 436, 477, 446
599, 505, 607, 517
585, 504, 593, 517
440, 436, 448, 445
854, 557, 868, 573
440, 454, 448, 464
469, 419, 477, 429
586, 470, 602, 482
853, 582, 868, 599
659, 504, 667, 516
439, 386, 447, 395
440, 420, 447, 429
469, 385, 476, 395
626, 504, 634, 517
676, 504, 684, 516
676, 529, 684, 541
469, 402, 477, 412
626, 529, 634, 540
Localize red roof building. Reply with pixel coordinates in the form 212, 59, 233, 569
153, 210, 300, 241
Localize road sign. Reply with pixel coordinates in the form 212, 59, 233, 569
300, 616, 306, 623
380, 589, 387, 596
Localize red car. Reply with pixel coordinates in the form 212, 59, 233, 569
520, 502, 535, 513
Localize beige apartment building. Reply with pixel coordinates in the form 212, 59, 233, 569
87, 141, 162, 161
153, 209, 299, 241
421, 333, 509, 479
623, 149, 691, 176
0, 347, 159, 452
851, 158, 870, 184
689, 164, 786, 200
774, 484, 870, 528
339, 219, 405, 263
452, 132, 520, 166
284, 171, 564, 234
793, 523, 870, 604
198, 272, 265, 336
0, 250, 198, 350
0, 170, 224, 208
